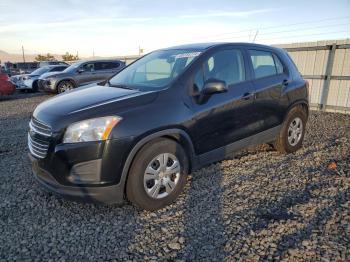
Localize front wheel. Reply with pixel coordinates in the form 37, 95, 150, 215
57, 80, 74, 94
273, 105, 307, 154
126, 138, 189, 211
31, 81, 39, 93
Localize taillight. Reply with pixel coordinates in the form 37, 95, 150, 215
0, 73, 9, 81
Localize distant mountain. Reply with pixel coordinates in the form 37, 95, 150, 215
0, 50, 60, 63
0, 50, 139, 64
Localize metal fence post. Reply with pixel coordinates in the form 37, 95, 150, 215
319, 43, 337, 110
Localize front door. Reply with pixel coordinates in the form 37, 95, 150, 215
75, 62, 95, 86
189, 48, 256, 155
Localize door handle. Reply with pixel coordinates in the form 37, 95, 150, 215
242, 92, 254, 100
282, 79, 289, 87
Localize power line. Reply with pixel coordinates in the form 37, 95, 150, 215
208, 22, 350, 42
181, 16, 350, 42
258, 29, 350, 42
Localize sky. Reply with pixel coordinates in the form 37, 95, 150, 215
0, 0, 349, 57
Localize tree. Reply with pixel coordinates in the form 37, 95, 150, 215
62, 52, 79, 61
35, 53, 56, 61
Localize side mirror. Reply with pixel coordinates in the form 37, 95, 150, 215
77, 69, 84, 74
202, 79, 228, 95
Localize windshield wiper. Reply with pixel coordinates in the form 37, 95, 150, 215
106, 80, 136, 90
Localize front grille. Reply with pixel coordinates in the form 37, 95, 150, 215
28, 117, 52, 159
29, 117, 52, 137
28, 133, 50, 159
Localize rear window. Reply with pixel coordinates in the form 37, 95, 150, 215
249, 50, 284, 79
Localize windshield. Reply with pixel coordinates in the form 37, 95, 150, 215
31, 67, 50, 75
63, 62, 83, 73
108, 49, 201, 91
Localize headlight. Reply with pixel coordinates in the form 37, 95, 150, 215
46, 78, 55, 84
63, 116, 122, 143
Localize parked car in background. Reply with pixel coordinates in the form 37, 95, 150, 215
0, 73, 15, 96
20, 65, 68, 92
39, 60, 125, 93
39, 61, 69, 67
10, 74, 26, 89
28, 43, 309, 210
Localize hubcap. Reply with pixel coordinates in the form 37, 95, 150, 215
59, 82, 73, 93
143, 153, 181, 199
287, 117, 303, 146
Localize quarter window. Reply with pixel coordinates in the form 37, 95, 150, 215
249, 50, 284, 78
273, 54, 284, 74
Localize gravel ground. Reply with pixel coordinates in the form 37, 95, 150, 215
0, 92, 349, 261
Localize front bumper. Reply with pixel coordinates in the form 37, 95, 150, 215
29, 154, 125, 204
14, 81, 28, 89
38, 78, 58, 92
28, 132, 134, 204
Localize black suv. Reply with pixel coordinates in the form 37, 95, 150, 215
28, 43, 308, 210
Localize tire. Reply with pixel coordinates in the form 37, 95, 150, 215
273, 105, 307, 154
126, 138, 189, 211
57, 80, 74, 94
31, 81, 39, 93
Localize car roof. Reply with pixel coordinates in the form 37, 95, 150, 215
47, 65, 68, 68
162, 42, 280, 51
75, 59, 124, 63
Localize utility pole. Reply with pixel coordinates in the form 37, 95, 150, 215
21, 46, 26, 63
92, 49, 95, 58
252, 30, 259, 43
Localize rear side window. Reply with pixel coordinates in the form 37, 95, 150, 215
109, 62, 120, 69
249, 50, 285, 78
95, 62, 121, 70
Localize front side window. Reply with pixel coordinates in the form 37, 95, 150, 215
82, 63, 94, 72
249, 50, 284, 78
193, 49, 245, 91
108, 50, 201, 91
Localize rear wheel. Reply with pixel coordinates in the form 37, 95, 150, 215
57, 80, 74, 94
126, 138, 189, 211
273, 106, 307, 153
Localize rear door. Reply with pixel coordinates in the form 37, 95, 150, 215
190, 47, 256, 155
93, 62, 120, 82
247, 49, 289, 133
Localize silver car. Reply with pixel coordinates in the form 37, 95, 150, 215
21, 65, 68, 92
38, 60, 125, 93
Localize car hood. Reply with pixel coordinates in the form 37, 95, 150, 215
39, 71, 61, 79
33, 85, 158, 131
40, 71, 72, 79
